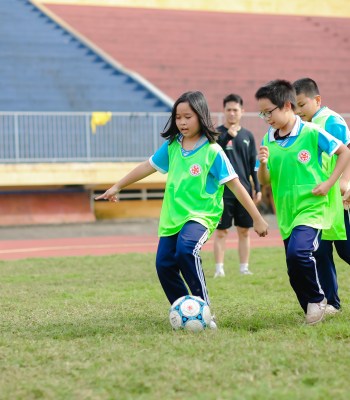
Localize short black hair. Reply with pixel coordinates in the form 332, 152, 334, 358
255, 79, 296, 110
223, 93, 243, 108
292, 77, 320, 97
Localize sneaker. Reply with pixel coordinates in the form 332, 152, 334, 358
209, 315, 217, 330
305, 298, 327, 325
240, 269, 253, 275
325, 304, 340, 315
214, 268, 225, 278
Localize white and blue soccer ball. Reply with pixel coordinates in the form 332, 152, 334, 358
169, 295, 212, 332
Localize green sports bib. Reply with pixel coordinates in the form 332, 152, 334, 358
264, 125, 331, 239
158, 140, 224, 237
312, 109, 346, 240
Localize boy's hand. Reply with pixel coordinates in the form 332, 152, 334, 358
312, 181, 331, 196
343, 187, 350, 210
258, 146, 269, 164
339, 178, 348, 195
253, 191, 262, 205
95, 186, 120, 202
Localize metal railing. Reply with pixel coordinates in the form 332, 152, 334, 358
1, 112, 349, 163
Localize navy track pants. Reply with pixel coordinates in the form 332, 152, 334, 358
283, 225, 325, 313
314, 209, 350, 309
155, 221, 210, 305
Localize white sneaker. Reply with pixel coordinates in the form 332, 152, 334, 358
209, 315, 217, 330
325, 304, 340, 315
214, 268, 225, 278
305, 298, 327, 325
240, 269, 253, 275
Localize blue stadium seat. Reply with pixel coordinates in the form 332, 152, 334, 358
0, 0, 172, 112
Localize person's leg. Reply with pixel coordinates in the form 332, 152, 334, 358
284, 226, 325, 314
175, 221, 211, 305
156, 234, 189, 305
314, 240, 340, 309
236, 226, 251, 274
334, 209, 350, 265
213, 229, 228, 277
233, 197, 253, 274
213, 199, 234, 277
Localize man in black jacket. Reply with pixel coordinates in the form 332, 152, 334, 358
214, 94, 261, 277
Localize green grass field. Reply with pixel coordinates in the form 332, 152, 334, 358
1, 248, 350, 399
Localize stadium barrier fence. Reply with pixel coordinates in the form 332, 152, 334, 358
0, 111, 305, 163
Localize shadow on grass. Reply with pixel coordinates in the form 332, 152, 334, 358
25, 315, 170, 340
20, 310, 350, 343
220, 308, 303, 332
23, 308, 305, 341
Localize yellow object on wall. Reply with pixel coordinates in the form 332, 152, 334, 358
90, 111, 112, 133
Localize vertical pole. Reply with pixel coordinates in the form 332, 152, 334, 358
85, 113, 91, 161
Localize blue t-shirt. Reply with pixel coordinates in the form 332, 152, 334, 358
255, 115, 341, 170
150, 134, 238, 194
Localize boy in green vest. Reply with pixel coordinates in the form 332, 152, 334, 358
255, 79, 350, 325
292, 77, 350, 315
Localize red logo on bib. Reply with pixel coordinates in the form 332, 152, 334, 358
298, 150, 311, 163
190, 164, 202, 176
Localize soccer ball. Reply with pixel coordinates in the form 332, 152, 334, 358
169, 295, 212, 332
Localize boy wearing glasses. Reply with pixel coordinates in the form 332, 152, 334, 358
255, 79, 350, 325
292, 77, 350, 315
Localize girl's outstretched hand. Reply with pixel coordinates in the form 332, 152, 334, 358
95, 185, 119, 202
253, 217, 269, 237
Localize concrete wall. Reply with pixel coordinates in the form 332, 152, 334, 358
0, 163, 166, 225
0, 189, 95, 225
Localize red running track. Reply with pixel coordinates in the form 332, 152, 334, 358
0, 229, 283, 260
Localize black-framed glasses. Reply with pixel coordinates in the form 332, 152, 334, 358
259, 106, 278, 120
